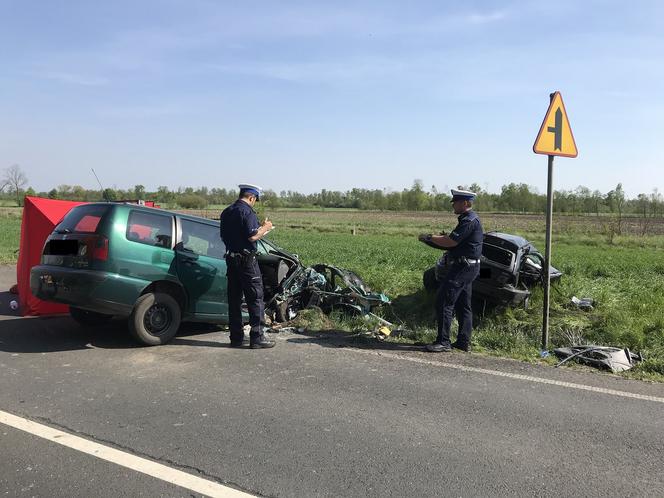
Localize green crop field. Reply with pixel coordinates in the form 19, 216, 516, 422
263, 210, 664, 380
0, 208, 22, 264
4, 207, 664, 380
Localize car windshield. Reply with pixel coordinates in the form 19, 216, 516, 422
54, 205, 111, 234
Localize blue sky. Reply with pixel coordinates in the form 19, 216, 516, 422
1, 0, 663, 197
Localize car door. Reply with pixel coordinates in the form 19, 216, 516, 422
175, 218, 228, 319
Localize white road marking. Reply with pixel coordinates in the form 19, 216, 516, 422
0, 409, 254, 498
349, 349, 664, 404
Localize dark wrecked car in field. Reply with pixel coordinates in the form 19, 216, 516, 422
422, 231, 562, 308
31, 202, 388, 346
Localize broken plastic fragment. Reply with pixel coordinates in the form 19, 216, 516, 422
377, 326, 391, 337
571, 296, 594, 310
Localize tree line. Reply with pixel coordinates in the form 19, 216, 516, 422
2, 165, 663, 218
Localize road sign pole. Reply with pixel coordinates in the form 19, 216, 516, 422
541, 153, 554, 351
534, 90, 577, 351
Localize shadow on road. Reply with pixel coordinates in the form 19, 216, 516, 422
0, 316, 228, 354
286, 329, 426, 352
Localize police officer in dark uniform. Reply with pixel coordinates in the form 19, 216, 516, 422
220, 184, 275, 349
419, 188, 483, 352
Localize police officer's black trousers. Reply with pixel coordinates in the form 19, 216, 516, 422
435, 263, 480, 347
226, 255, 265, 343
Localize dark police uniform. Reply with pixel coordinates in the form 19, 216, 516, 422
220, 199, 265, 345
435, 209, 483, 350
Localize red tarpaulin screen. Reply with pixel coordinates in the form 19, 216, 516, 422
16, 196, 86, 316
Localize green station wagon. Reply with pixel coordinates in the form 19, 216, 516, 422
31, 202, 388, 346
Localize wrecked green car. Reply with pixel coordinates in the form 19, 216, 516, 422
31, 202, 388, 346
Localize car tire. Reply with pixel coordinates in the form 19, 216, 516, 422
69, 306, 113, 326
128, 292, 181, 346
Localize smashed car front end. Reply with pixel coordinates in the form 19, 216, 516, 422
256, 239, 389, 322
422, 231, 563, 308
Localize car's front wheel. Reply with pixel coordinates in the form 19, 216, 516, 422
69, 306, 113, 326
129, 292, 181, 346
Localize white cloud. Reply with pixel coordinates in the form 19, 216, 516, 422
37, 71, 109, 86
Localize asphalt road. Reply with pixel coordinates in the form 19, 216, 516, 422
1, 265, 663, 497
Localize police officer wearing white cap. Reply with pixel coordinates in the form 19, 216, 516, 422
220, 184, 275, 348
418, 187, 483, 352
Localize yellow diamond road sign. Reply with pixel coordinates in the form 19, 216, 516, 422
533, 91, 578, 157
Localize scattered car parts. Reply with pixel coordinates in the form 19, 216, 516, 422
553, 346, 644, 373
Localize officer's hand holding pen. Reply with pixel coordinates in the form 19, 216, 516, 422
261, 218, 274, 236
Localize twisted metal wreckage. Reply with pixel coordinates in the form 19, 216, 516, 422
256, 241, 390, 324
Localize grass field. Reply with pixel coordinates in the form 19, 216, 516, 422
4, 206, 664, 380
0, 208, 22, 264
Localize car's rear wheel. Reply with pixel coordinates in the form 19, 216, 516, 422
129, 292, 181, 346
69, 306, 113, 326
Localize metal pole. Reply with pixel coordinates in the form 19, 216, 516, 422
541, 154, 554, 351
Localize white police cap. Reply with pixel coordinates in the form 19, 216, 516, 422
239, 183, 263, 199
450, 187, 476, 202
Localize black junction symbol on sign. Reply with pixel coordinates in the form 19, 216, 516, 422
546, 108, 563, 151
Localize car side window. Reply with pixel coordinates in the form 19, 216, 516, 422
126, 210, 173, 248
180, 219, 226, 259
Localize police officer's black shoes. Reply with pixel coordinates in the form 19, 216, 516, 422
451, 342, 470, 352
425, 342, 452, 352
230, 340, 249, 348
250, 336, 276, 349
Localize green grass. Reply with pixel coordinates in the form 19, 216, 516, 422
0, 211, 22, 264
267, 221, 664, 381
4, 207, 664, 380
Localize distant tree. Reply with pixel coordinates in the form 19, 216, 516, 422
57, 184, 73, 199
261, 189, 281, 208
403, 179, 429, 211
606, 183, 626, 235
134, 184, 146, 199
71, 185, 86, 200
25, 187, 36, 197
156, 186, 175, 205
48, 188, 59, 199
650, 189, 663, 218
2, 165, 29, 206
103, 188, 117, 201
591, 190, 604, 215
385, 191, 402, 211
178, 194, 207, 209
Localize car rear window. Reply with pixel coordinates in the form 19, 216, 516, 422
127, 210, 173, 247
55, 205, 111, 234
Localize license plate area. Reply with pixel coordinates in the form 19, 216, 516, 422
47, 240, 79, 255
